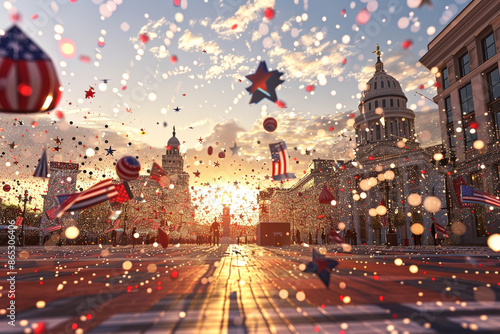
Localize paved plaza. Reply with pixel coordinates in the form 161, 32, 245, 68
1, 244, 499, 333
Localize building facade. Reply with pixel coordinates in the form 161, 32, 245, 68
260, 49, 448, 246
420, 0, 500, 244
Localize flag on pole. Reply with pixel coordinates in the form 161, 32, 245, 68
15, 217, 23, 226
158, 227, 169, 249
104, 219, 121, 234
461, 185, 500, 208
431, 216, 449, 238
269, 140, 295, 181
54, 179, 118, 218
42, 223, 62, 234
328, 229, 345, 244
33, 149, 48, 178
150, 162, 168, 181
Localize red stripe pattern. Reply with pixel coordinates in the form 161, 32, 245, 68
55, 179, 118, 218
269, 141, 296, 181
0, 26, 61, 113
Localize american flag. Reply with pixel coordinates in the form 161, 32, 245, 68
269, 141, 295, 181
109, 181, 133, 204
104, 219, 121, 234
42, 223, 62, 234
461, 185, 500, 209
55, 179, 119, 218
150, 162, 168, 181
0, 26, 61, 113
45, 207, 57, 220
431, 217, 449, 238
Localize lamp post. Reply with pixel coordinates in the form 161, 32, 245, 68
380, 170, 396, 245
18, 190, 33, 247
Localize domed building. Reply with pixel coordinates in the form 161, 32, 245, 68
355, 45, 416, 149
260, 46, 449, 247
162, 126, 189, 187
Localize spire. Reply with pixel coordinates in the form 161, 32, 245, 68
372, 44, 384, 73
173, 126, 176, 137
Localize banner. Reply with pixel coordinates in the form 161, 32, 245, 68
452, 176, 474, 208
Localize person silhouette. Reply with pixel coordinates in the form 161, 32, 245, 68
210, 218, 220, 246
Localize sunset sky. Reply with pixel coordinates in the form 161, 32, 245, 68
0, 0, 471, 220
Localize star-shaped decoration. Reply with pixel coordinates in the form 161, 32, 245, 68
303, 248, 339, 289
105, 146, 116, 156
53, 146, 61, 152
305, 150, 311, 156
85, 86, 95, 99
174, 106, 181, 112
8, 141, 17, 149
198, 137, 203, 143
18, 120, 24, 125
245, 61, 284, 104
214, 161, 220, 167
13, 160, 19, 165
230, 142, 241, 156
233, 181, 238, 186
419, 0, 433, 8
193, 170, 200, 177
54, 136, 63, 145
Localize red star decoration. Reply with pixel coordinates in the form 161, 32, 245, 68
246, 64, 274, 94
85, 87, 95, 99
193, 170, 201, 177
214, 161, 220, 167
198, 137, 203, 143
316, 258, 331, 274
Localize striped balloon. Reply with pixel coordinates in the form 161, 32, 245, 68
0, 26, 61, 113
263, 117, 277, 132
116, 156, 141, 181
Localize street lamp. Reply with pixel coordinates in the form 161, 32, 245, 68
18, 190, 33, 247
380, 169, 395, 245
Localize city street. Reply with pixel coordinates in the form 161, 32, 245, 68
1, 244, 499, 334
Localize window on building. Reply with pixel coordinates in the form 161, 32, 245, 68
368, 102, 371, 110
381, 81, 384, 89
495, 112, 500, 140
442, 67, 449, 89
459, 83, 474, 116
447, 129, 455, 152
382, 99, 386, 108
375, 100, 379, 108
471, 170, 483, 189
390, 99, 394, 107
387, 81, 391, 87
374, 81, 377, 89
474, 206, 487, 237
397, 99, 400, 107
464, 124, 478, 151
483, 32, 496, 61
459, 53, 470, 77
375, 124, 381, 140
487, 68, 500, 102
444, 96, 453, 124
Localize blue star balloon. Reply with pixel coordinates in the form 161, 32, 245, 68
304, 248, 339, 289
245, 61, 284, 104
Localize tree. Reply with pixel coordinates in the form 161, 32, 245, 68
371, 215, 383, 230
392, 208, 407, 228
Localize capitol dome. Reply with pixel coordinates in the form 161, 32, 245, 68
167, 126, 180, 150
354, 45, 416, 147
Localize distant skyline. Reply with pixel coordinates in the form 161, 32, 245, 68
0, 0, 470, 212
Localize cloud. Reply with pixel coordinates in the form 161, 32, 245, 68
211, 0, 275, 38
178, 30, 222, 56
205, 54, 246, 79
270, 42, 354, 82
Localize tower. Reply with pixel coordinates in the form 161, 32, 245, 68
40, 162, 80, 239
162, 126, 184, 176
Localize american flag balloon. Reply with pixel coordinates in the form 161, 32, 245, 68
0, 25, 61, 113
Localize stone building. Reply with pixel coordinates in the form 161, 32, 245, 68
260, 48, 447, 246
125, 127, 194, 232
419, 0, 500, 244
40, 162, 80, 239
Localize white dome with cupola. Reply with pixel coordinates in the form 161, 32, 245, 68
354, 45, 416, 147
